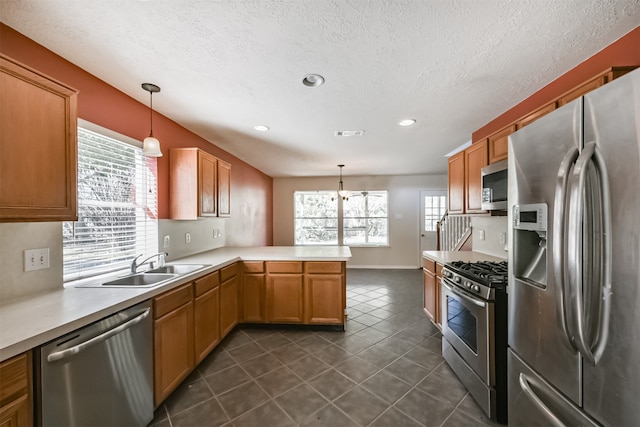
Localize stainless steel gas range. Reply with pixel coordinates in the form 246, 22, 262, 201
440, 260, 508, 424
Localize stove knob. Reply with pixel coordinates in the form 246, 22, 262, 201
464, 281, 471, 289
454, 276, 461, 284
472, 285, 480, 293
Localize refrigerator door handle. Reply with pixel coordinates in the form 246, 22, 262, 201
518, 373, 567, 427
553, 146, 579, 351
567, 142, 612, 365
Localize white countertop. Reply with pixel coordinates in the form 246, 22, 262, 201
422, 250, 506, 264
0, 246, 351, 362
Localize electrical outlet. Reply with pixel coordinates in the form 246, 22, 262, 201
24, 248, 50, 272
500, 232, 507, 244
163, 235, 171, 248
185, 232, 191, 244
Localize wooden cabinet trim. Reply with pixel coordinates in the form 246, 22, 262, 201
153, 283, 193, 319
266, 261, 303, 274
194, 272, 219, 297
243, 261, 264, 274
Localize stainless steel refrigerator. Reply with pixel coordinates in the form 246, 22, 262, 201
507, 68, 640, 426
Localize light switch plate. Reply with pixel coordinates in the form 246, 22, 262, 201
185, 233, 191, 244
163, 235, 170, 248
478, 230, 485, 241
25, 248, 50, 272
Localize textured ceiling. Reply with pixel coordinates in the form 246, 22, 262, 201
1, 1, 639, 177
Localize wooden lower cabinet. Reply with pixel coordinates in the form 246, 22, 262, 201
267, 274, 304, 323
220, 264, 239, 336
153, 283, 194, 406
0, 351, 32, 427
241, 262, 265, 322
305, 274, 344, 324
194, 273, 220, 364
423, 257, 442, 328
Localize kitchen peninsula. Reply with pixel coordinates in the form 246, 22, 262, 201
0, 246, 351, 362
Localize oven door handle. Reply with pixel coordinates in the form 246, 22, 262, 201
441, 280, 486, 308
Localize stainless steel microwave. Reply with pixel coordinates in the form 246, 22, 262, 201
481, 159, 508, 210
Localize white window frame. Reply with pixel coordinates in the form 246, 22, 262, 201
293, 191, 339, 245
342, 190, 389, 247
63, 120, 158, 284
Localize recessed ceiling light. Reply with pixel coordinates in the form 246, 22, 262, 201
302, 74, 325, 87
254, 125, 270, 131
399, 119, 416, 126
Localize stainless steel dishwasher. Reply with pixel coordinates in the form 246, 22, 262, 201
36, 301, 153, 427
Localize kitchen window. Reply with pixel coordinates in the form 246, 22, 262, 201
62, 125, 158, 282
294, 191, 338, 245
294, 190, 389, 246
343, 191, 388, 246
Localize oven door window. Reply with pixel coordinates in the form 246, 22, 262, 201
446, 295, 478, 353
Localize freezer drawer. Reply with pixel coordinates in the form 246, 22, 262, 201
508, 349, 598, 427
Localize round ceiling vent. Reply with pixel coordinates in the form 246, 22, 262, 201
302, 74, 325, 87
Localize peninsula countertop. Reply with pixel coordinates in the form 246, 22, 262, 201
0, 246, 351, 362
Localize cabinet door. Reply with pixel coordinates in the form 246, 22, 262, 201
267, 274, 304, 323
194, 286, 220, 364
423, 269, 436, 323
220, 276, 239, 337
447, 151, 465, 214
516, 102, 556, 130
487, 125, 515, 164
305, 274, 344, 324
242, 273, 265, 322
465, 140, 488, 213
0, 352, 32, 427
217, 159, 231, 217
154, 302, 194, 405
0, 56, 78, 222
198, 151, 217, 216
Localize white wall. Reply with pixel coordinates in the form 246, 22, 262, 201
471, 215, 508, 258
158, 218, 226, 261
273, 174, 447, 268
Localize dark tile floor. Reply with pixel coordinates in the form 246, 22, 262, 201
149, 269, 500, 427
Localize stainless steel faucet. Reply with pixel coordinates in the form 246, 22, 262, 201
131, 252, 168, 273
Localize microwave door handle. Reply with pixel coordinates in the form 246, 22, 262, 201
553, 146, 579, 351
567, 142, 611, 365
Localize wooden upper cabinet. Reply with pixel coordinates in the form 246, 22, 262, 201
0, 55, 78, 222
558, 66, 637, 106
487, 125, 515, 164
217, 159, 231, 217
198, 151, 218, 217
170, 148, 231, 219
447, 151, 465, 214
465, 140, 488, 213
515, 102, 556, 130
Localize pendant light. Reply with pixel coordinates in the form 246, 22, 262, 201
334, 164, 351, 201
141, 83, 163, 157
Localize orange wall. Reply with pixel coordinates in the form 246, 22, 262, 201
473, 26, 640, 141
0, 23, 273, 246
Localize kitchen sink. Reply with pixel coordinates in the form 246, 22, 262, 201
101, 273, 177, 287
146, 264, 209, 275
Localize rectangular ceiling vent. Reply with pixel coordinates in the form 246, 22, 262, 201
335, 130, 365, 137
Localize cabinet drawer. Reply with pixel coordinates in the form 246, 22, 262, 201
220, 263, 238, 282
423, 258, 436, 274
267, 261, 303, 274
0, 352, 30, 405
194, 272, 219, 297
243, 261, 264, 274
436, 263, 443, 277
305, 262, 343, 274
154, 283, 193, 318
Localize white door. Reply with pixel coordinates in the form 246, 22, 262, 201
419, 190, 447, 260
